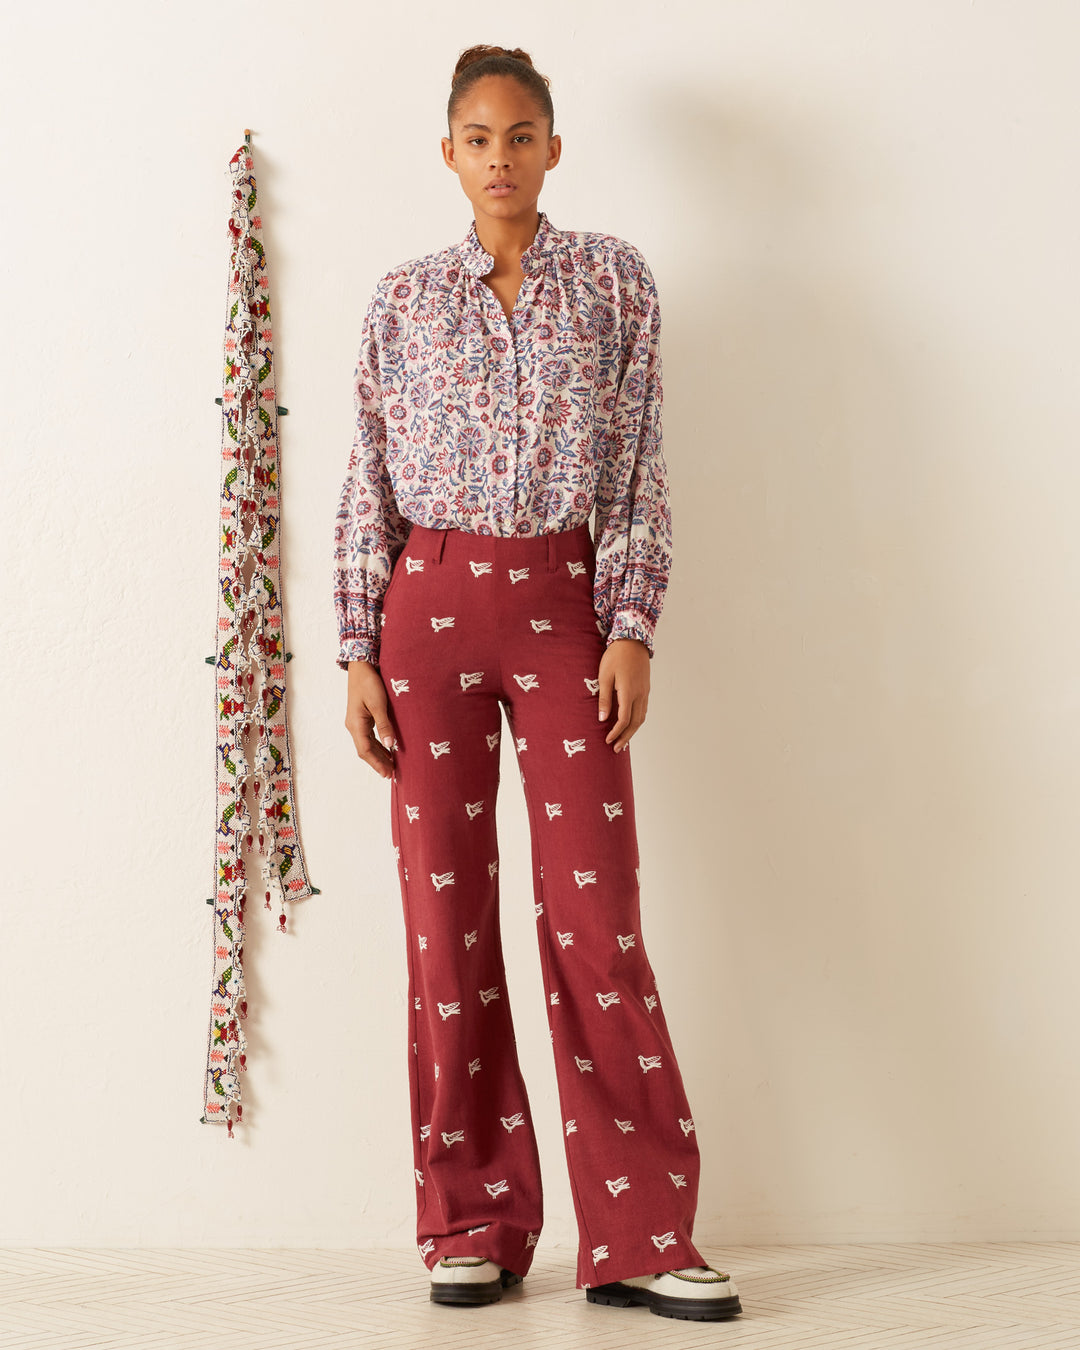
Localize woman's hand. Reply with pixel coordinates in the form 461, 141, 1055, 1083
597, 638, 650, 751
345, 660, 396, 778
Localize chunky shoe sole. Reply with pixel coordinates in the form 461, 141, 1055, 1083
430, 1268, 523, 1306
586, 1279, 742, 1321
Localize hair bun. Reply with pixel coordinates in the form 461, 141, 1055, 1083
453, 44, 536, 84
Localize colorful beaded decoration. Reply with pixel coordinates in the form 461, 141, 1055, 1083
201, 139, 317, 1137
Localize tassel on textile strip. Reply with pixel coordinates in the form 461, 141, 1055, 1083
201, 140, 318, 1137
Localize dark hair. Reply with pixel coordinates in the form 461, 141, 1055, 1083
447, 44, 555, 139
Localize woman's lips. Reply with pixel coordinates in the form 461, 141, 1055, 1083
486, 184, 516, 196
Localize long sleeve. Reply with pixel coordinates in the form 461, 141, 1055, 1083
332, 282, 412, 670
592, 254, 672, 657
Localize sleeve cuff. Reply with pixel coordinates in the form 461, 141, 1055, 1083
605, 611, 656, 657
337, 634, 380, 671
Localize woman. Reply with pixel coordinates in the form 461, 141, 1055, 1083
332, 43, 742, 1323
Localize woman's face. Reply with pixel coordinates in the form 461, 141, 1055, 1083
442, 75, 561, 229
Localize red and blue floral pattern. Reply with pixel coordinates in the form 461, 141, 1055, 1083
332, 210, 672, 668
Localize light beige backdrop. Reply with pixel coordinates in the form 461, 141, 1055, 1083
3, 0, 1078, 1249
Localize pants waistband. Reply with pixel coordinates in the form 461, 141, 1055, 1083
406, 522, 595, 571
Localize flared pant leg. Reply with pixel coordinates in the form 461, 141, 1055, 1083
380, 536, 545, 1279
493, 533, 706, 1290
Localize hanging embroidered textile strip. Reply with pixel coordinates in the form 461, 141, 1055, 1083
201, 139, 317, 1137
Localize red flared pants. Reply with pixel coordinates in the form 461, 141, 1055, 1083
379, 522, 705, 1289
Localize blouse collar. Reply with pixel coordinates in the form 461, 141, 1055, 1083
456, 210, 558, 278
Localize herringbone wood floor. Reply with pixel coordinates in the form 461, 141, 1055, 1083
1, 1241, 1079, 1349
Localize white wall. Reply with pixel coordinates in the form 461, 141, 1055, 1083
4, 0, 1079, 1249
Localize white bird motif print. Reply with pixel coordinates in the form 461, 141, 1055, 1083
557, 931, 574, 949
418, 936, 427, 951
565, 1119, 577, 1135
464, 929, 478, 950
603, 801, 623, 821
508, 567, 529, 584
418, 1238, 435, 1258
516, 737, 527, 751
617, 933, 636, 953
670, 1172, 687, 1188
500, 1113, 525, 1132
488, 860, 499, 877
441, 1130, 465, 1146
567, 561, 586, 577
429, 740, 451, 758
479, 986, 500, 1006
459, 671, 483, 690
575, 1056, 593, 1073
469, 560, 492, 576
530, 618, 552, 632
390, 678, 410, 695
513, 673, 540, 691
651, 1232, 677, 1253
574, 869, 597, 888
434, 1064, 439, 1079
405, 804, 420, 823
550, 992, 560, 1005
592, 1244, 609, 1262
468, 1058, 481, 1078
525, 1231, 539, 1247
644, 994, 658, 1013
484, 1179, 510, 1198
545, 802, 562, 819
406, 557, 424, 573
430, 616, 455, 631
584, 677, 600, 694
467, 1224, 490, 1235
615, 1118, 635, 1134
430, 871, 454, 891
639, 1054, 662, 1072
564, 738, 586, 756
419, 1123, 431, 1140
465, 800, 484, 819
437, 1002, 461, 1020
606, 1176, 631, 1197
414, 1169, 424, 1186
534, 902, 543, 916
414, 997, 421, 1011
486, 731, 500, 751
679, 1117, 696, 1136
596, 991, 621, 1010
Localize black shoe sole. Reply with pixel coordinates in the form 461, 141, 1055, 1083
586, 1279, 742, 1320
430, 1268, 523, 1306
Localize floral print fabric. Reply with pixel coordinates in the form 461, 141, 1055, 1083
202, 142, 317, 1138
332, 210, 672, 669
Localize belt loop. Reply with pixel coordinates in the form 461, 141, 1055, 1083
546, 532, 557, 573
434, 529, 448, 564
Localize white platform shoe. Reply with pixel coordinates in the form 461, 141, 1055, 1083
429, 1256, 524, 1306
585, 1264, 742, 1320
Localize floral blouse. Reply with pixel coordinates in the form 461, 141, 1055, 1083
332, 209, 672, 669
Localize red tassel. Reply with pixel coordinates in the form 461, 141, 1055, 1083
278, 911, 287, 933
